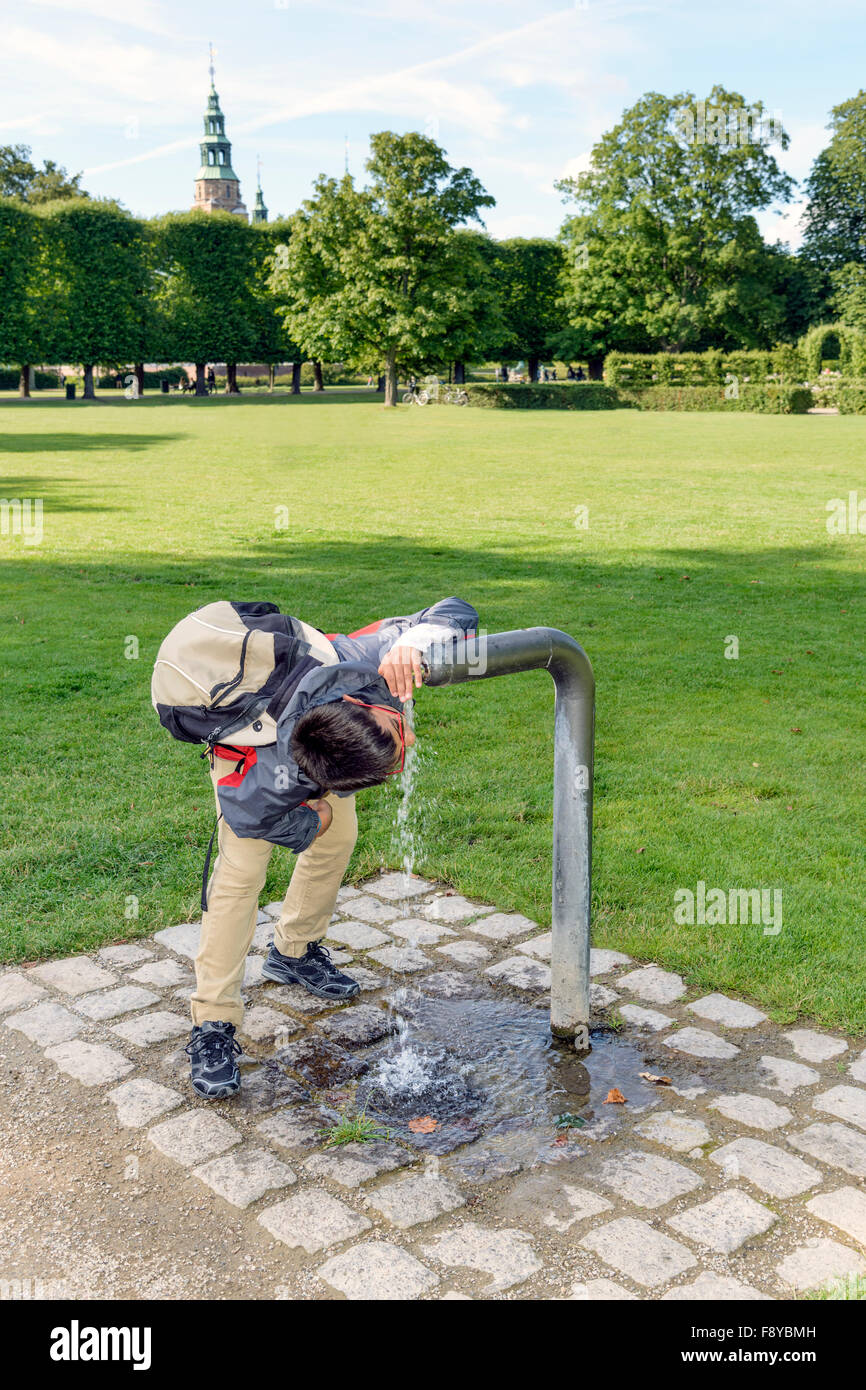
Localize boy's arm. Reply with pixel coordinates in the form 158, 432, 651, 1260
214, 746, 325, 852
376, 597, 479, 701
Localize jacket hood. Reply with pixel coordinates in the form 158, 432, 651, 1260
276, 660, 404, 756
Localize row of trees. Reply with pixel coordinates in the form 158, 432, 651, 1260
2, 86, 864, 403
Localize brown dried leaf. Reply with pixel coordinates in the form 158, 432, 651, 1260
639, 1072, 672, 1085
603, 1087, 627, 1105
408, 1115, 439, 1133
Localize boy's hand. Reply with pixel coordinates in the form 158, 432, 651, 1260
379, 646, 424, 702
309, 798, 333, 837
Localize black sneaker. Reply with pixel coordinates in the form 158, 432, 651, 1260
261, 940, 360, 999
185, 1020, 241, 1099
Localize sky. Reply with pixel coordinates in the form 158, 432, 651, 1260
2, 0, 864, 249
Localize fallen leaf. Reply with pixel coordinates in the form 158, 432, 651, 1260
408, 1115, 439, 1133
604, 1087, 627, 1104
553, 1133, 569, 1146
636, 846, 645, 854
639, 1072, 672, 1085
790, 727, 802, 734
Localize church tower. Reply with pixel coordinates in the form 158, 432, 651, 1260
192, 47, 247, 217
251, 158, 268, 225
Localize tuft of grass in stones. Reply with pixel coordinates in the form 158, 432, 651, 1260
318, 1107, 390, 1147
605, 1012, 625, 1032
805, 1274, 866, 1300
554, 1112, 586, 1131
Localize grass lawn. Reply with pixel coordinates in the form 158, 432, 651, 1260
1, 392, 864, 1032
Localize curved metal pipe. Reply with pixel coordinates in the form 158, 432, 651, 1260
424, 628, 594, 1046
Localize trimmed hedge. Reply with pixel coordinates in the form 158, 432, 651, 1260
461, 382, 811, 413
837, 387, 866, 415
620, 385, 812, 414
605, 348, 806, 387
0, 368, 61, 390
461, 383, 620, 409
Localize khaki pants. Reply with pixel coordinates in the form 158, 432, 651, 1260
190, 752, 358, 1027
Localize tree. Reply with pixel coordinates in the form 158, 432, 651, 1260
556, 88, 796, 363
253, 218, 304, 391
494, 238, 565, 381
41, 200, 148, 398
437, 229, 505, 382
274, 132, 495, 405
0, 201, 47, 396
153, 211, 259, 394
802, 92, 866, 273
0, 144, 87, 203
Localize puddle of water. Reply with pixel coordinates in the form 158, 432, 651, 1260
358, 990, 691, 1132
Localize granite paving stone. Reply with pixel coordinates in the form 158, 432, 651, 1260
436, 940, 492, 966
152, 922, 201, 959
687, 994, 767, 1028
97, 945, 153, 968
661, 1273, 772, 1301
580, 1217, 697, 1288
363, 1173, 464, 1228
758, 1055, 821, 1095
258, 1190, 371, 1253
264, 984, 333, 1015
239, 1006, 301, 1045
315, 1003, 396, 1048
110, 1011, 190, 1047
666, 1189, 777, 1253
569, 1278, 637, 1300
591, 984, 620, 1009
44, 1040, 134, 1086
341, 966, 384, 992
516, 932, 551, 961
664, 1027, 740, 1060
590, 949, 633, 975
233, 1064, 309, 1114
484, 957, 552, 992
635, 1111, 712, 1152
302, 1141, 412, 1188
618, 966, 686, 1005
710, 1137, 821, 1196
787, 1122, 866, 1178
256, 1106, 340, 1152
318, 1241, 438, 1299
849, 1049, 866, 1084
421, 896, 494, 924
367, 945, 430, 973
806, 1186, 866, 1245
105, 1077, 184, 1127
0, 972, 46, 1013
335, 886, 361, 904
72, 986, 160, 1021
385, 919, 456, 946
775, 1238, 866, 1293
595, 1150, 703, 1208
5, 1001, 84, 1046
497, 1173, 612, 1232
243, 956, 266, 988
148, 1110, 241, 1166
467, 913, 538, 942
365, 873, 434, 900
343, 895, 401, 925
276, 1035, 367, 1087
30, 956, 116, 996
709, 1093, 793, 1132
126, 959, 193, 988
618, 1003, 674, 1032
422, 1222, 541, 1292
325, 921, 391, 950
192, 1145, 296, 1208
783, 1029, 848, 1063
812, 1085, 866, 1132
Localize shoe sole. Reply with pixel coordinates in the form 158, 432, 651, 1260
261, 962, 360, 999
190, 1076, 240, 1099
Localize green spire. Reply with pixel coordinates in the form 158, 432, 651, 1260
196, 47, 240, 184
252, 157, 268, 224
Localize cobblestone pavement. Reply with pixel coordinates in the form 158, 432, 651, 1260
2, 872, 866, 1301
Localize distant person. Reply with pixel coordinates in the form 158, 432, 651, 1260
576, 366, 586, 382
207, 367, 216, 392
567, 365, 576, 380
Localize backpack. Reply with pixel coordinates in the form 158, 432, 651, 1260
151, 600, 321, 749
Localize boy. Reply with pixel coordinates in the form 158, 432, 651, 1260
153, 596, 478, 1098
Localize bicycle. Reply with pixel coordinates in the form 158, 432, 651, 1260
402, 386, 430, 406
441, 385, 469, 406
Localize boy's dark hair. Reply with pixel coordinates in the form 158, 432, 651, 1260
290, 700, 399, 791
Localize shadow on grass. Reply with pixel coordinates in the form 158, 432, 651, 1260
0, 433, 188, 453
0, 390, 384, 410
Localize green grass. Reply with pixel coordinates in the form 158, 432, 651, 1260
318, 1108, 390, 1147
2, 393, 865, 1033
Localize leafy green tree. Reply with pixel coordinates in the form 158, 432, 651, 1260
802, 92, 866, 273
274, 132, 494, 405
152, 211, 259, 394
0, 145, 88, 204
494, 238, 565, 381
41, 200, 148, 398
0, 201, 47, 395
556, 88, 796, 365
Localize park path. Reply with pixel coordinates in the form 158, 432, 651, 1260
2, 873, 866, 1301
